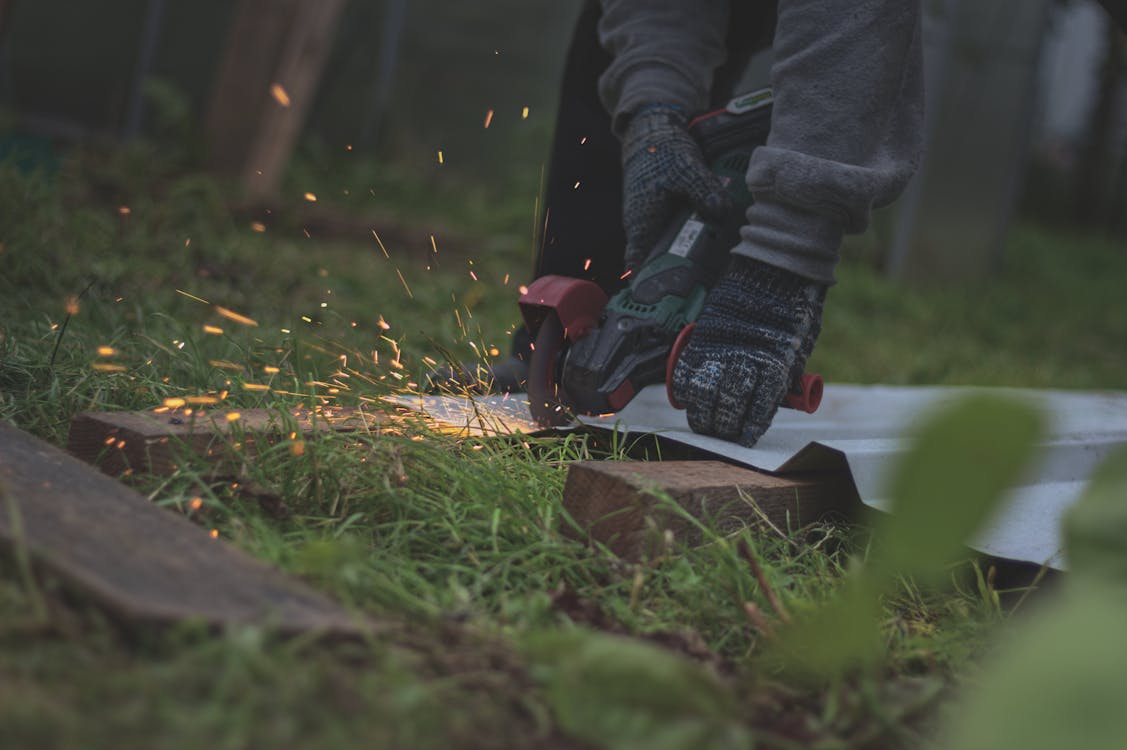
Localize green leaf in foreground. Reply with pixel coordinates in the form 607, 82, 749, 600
522, 630, 753, 750
935, 587, 1127, 750
1063, 447, 1127, 585
938, 449, 1127, 749
778, 394, 1044, 679
877, 394, 1045, 579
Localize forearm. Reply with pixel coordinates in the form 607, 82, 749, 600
596, 0, 731, 134
736, 0, 924, 284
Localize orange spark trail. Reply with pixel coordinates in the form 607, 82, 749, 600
395, 268, 413, 298
270, 83, 291, 107
215, 306, 258, 327
176, 289, 210, 304
371, 230, 390, 258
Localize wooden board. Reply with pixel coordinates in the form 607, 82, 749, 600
0, 420, 369, 634
562, 460, 860, 560
67, 406, 387, 478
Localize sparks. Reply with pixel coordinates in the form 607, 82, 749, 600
395, 268, 414, 298
573, 181, 581, 190
185, 396, 219, 405
521, 106, 530, 119
202, 325, 224, 335
263, 365, 280, 374
583, 258, 592, 271
164, 397, 186, 408
96, 346, 117, 357
243, 383, 271, 392
304, 191, 317, 202
377, 316, 391, 331
210, 528, 219, 539
215, 306, 258, 327
226, 412, 241, 422
484, 109, 494, 128
371, 229, 390, 258
208, 360, 244, 371
176, 289, 210, 304
518, 285, 529, 295
290, 441, 306, 457
65, 296, 80, 316
118, 205, 131, 216
469, 270, 478, 281
92, 363, 127, 372
251, 221, 266, 233
190, 497, 203, 511
620, 269, 634, 280
437, 150, 444, 165
270, 83, 291, 107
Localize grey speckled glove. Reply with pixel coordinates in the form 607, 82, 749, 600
671, 255, 826, 447
620, 103, 730, 270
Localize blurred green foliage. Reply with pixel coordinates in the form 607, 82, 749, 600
936, 448, 1127, 750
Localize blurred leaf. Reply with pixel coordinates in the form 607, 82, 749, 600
522, 629, 752, 750
879, 395, 1044, 579
776, 395, 1043, 681
1063, 447, 1127, 584
776, 575, 883, 679
937, 587, 1127, 750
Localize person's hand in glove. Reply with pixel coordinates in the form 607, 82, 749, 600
620, 104, 731, 271
671, 255, 827, 448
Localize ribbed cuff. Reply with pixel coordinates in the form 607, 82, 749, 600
733, 199, 843, 286
609, 62, 706, 137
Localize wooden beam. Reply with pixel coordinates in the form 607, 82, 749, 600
205, 0, 346, 199
205, 0, 296, 176
67, 406, 387, 478
241, 0, 346, 200
0, 420, 369, 634
562, 460, 860, 561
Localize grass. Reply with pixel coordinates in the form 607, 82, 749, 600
1, 142, 1125, 749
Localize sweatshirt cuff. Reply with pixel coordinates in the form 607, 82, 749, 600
733, 199, 844, 286
605, 62, 707, 136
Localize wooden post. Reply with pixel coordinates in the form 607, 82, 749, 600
561, 460, 860, 561
205, 0, 346, 200
886, 0, 1054, 282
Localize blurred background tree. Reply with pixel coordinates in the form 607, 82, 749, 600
0, 0, 1122, 277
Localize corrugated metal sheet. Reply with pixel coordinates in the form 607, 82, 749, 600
393, 385, 1127, 569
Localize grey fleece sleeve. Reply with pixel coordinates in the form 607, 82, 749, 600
596, 0, 731, 134
736, 0, 924, 285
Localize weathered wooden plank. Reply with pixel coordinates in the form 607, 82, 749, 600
67, 406, 387, 478
0, 420, 369, 634
562, 460, 860, 560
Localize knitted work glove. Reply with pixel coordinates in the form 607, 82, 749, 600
620, 104, 731, 271
671, 255, 826, 447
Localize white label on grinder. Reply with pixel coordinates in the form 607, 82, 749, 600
669, 218, 705, 257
